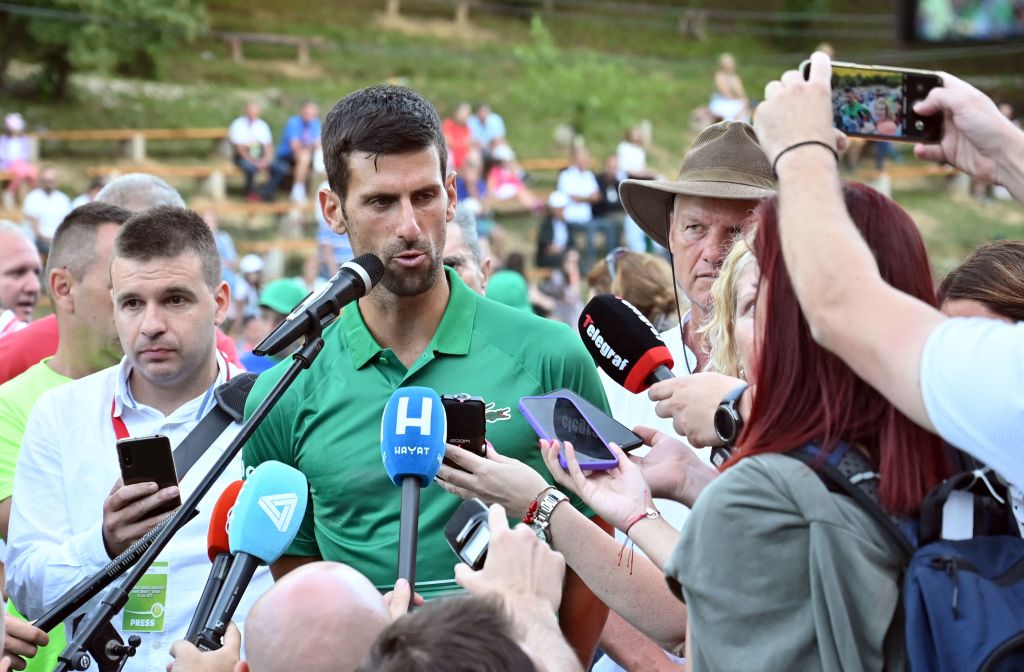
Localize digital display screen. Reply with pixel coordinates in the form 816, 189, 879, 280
463, 525, 490, 565
911, 0, 1024, 42
832, 66, 906, 138
519, 396, 616, 463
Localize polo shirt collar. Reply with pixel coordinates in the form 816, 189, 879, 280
342, 267, 477, 370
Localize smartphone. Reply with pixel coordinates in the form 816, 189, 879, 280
441, 393, 486, 469
800, 60, 943, 143
116, 435, 181, 516
444, 498, 490, 570
519, 389, 642, 471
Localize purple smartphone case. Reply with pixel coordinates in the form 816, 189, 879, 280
518, 393, 619, 471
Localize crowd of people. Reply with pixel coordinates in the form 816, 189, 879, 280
0, 51, 1021, 672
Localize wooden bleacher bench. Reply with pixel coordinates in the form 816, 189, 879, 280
217, 31, 325, 66
86, 163, 242, 200
33, 128, 229, 162
240, 238, 318, 255
852, 163, 958, 182
519, 158, 566, 173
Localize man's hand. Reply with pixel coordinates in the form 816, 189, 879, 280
102, 478, 179, 557
3, 615, 48, 672
436, 442, 551, 518
648, 372, 745, 448
382, 578, 425, 621
912, 71, 1022, 188
454, 504, 565, 614
166, 622, 240, 672
629, 427, 716, 508
755, 51, 847, 168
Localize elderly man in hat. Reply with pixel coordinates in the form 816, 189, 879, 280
591, 120, 775, 672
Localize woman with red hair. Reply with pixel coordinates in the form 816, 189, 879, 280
546, 183, 952, 671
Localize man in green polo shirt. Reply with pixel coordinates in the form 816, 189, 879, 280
0, 202, 131, 670
242, 84, 610, 665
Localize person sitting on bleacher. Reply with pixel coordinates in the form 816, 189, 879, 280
264, 101, 321, 203
229, 101, 275, 202
0, 114, 37, 206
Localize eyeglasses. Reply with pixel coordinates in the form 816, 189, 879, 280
605, 247, 630, 281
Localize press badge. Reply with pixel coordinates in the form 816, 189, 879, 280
122, 561, 168, 632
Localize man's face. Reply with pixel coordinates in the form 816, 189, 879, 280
246, 103, 261, 119
72, 224, 123, 365
443, 223, 488, 295
40, 169, 58, 192
301, 104, 319, 122
0, 231, 41, 320
668, 195, 757, 310
111, 252, 228, 389
323, 146, 456, 299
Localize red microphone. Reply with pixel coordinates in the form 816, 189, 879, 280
578, 294, 675, 393
185, 481, 243, 644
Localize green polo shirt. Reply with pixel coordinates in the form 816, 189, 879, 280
0, 358, 71, 672
243, 269, 608, 598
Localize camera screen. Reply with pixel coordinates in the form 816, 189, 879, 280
832, 66, 905, 138
463, 524, 490, 565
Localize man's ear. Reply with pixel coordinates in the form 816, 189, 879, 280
479, 256, 493, 292
49, 268, 74, 314
213, 280, 230, 327
320, 187, 348, 236
444, 171, 458, 223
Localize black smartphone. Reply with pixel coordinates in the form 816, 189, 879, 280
800, 60, 943, 143
441, 393, 486, 467
116, 435, 181, 516
444, 498, 490, 570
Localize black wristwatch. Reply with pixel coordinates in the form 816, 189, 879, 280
712, 383, 749, 465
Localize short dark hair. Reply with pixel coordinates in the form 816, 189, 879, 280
47, 202, 132, 281
322, 84, 447, 203
113, 206, 221, 288
357, 596, 536, 672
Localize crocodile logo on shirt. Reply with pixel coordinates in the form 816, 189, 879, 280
485, 402, 511, 423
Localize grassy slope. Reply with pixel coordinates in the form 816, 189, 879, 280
1, 0, 1020, 270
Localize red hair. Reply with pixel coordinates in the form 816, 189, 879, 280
735, 183, 950, 515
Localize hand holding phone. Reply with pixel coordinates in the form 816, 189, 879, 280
800, 59, 943, 142
104, 435, 181, 557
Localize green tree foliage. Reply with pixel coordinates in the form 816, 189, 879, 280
1, 0, 208, 98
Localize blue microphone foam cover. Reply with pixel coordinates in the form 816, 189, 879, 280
381, 386, 447, 487
230, 461, 308, 564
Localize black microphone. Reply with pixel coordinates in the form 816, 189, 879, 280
578, 294, 676, 393
253, 254, 385, 356
195, 462, 307, 651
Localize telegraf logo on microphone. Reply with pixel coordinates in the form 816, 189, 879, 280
581, 313, 629, 371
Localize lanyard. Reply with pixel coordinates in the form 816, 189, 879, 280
111, 354, 231, 440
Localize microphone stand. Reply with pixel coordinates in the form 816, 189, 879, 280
55, 317, 327, 672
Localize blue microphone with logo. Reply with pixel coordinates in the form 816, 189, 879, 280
195, 461, 307, 651
381, 386, 447, 597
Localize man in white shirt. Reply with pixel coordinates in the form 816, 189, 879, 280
0, 221, 41, 330
557, 147, 612, 269
22, 167, 71, 254
7, 206, 272, 671
229, 102, 274, 202
752, 51, 1024, 490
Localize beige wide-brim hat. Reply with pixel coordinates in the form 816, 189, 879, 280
619, 121, 777, 249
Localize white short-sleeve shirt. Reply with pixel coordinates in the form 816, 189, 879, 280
228, 116, 273, 150
22, 188, 71, 240
920, 317, 1024, 491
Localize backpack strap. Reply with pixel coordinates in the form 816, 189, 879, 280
788, 443, 916, 562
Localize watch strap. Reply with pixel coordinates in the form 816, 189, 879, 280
530, 490, 568, 544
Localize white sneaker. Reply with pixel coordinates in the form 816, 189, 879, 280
290, 183, 307, 203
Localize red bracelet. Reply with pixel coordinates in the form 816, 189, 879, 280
622, 507, 660, 536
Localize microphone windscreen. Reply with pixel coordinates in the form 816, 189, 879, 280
215, 374, 258, 423
208, 480, 244, 562
347, 253, 385, 290
230, 462, 308, 564
380, 386, 447, 487
578, 294, 675, 393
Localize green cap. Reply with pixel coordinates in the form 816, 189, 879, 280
259, 278, 309, 315
485, 270, 532, 312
